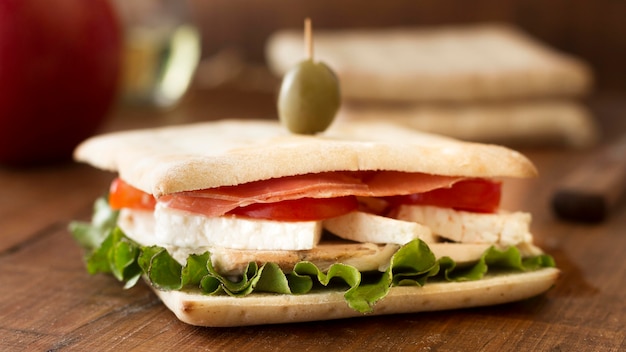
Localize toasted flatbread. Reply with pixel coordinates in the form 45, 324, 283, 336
266, 23, 592, 103
154, 267, 559, 327
74, 119, 536, 196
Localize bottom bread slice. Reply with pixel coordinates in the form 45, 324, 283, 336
152, 267, 559, 327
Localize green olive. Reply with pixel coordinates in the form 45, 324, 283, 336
277, 59, 340, 134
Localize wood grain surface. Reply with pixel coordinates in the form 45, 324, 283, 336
0, 89, 624, 351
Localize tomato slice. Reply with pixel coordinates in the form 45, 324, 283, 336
158, 171, 462, 219
108, 176, 499, 221
227, 196, 358, 222
108, 177, 358, 221
385, 179, 501, 213
109, 178, 156, 210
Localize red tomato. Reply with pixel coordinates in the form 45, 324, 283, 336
386, 179, 501, 213
227, 196, 358, 222
108, 178, 358, 221
108, 177, 500, 221
109, 178, 156, 211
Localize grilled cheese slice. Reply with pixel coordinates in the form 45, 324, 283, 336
118, 205, 538, 276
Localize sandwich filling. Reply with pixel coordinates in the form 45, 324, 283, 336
69, 119, 555, 314
111, 171, 539, 263
71, 169, 553, 313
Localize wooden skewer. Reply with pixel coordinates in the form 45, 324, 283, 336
304, 17, 313, 60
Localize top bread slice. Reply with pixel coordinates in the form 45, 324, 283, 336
74, 119, 536, 196
266, 23, 592, 103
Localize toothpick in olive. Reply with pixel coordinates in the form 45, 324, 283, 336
277, 18, 340, 134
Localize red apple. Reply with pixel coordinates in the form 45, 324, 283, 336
0, 0, 122, 165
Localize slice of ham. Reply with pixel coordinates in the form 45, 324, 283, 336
158, 171, 464, 218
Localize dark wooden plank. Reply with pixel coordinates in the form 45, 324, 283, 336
0, 164, 113, 253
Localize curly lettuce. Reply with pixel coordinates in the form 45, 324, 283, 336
70, 198, 555, 313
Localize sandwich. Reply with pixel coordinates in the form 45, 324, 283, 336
70, 119, 558, 327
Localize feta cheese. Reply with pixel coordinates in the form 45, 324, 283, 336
323, 211, 437, 245
118, 208, 155, 247
147, 203, 323, 250
393, 205, 532, 246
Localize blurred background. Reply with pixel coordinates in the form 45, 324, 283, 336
103, 0, 625, 151
1, 0, 625, 165
185, 0, 625, 93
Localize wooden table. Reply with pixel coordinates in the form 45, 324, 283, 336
1, 89, 624, 351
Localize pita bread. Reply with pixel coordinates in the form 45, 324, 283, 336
266, 23, 592, 103
74, 119, 536, 196
154, 267, 559, 327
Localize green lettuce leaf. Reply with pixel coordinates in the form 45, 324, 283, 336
69, 197, 118, 250
70, 197, 556, 314
140, 246, 183, 290
182, 252, 211, 287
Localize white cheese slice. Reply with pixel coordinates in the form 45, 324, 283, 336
118, 208, 155, 247
393, 205, 532, 246
117, 209, 402, 275
117, 208, 543, 276
323, 211, 437, 245
127, 203, 323, 250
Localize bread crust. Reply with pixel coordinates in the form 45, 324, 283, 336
153, 267, 559, 327
74, 119, 537, 196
